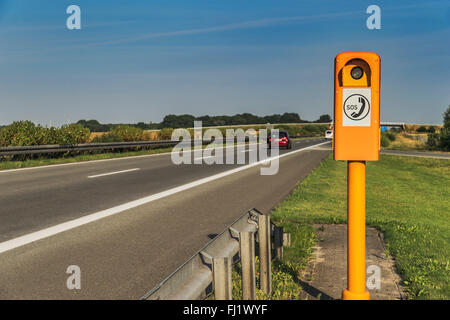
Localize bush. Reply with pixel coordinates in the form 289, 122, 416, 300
91, 125, 146, 143
380, 135, 390, 147
427, 133, 440, 149
384, 131, 397, 142
159, 128, 174, 140
417, 126, 428, 133
438, 128, 450, 151
110, 125, 144, 142
91, 133, 121, 143
57, 124, 91, 145
0, 121, 90, 146
428, 126, 436, 133
0, 121, 38, 146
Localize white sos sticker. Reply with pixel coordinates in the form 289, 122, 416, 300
343, 88, 371, 127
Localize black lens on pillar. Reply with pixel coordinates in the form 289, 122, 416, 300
350, 67, 364, 80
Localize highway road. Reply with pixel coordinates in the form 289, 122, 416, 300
0, 138, 331, 299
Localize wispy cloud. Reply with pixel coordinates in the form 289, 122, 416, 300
95, 11, 361, 46
91, 1, 449, 46
0, 20, 138, 33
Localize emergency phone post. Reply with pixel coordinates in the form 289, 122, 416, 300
333, 52, 381, 300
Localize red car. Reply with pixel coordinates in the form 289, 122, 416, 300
267, 130, 292, 149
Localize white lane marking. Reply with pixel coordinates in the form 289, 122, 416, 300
0, 140, 329, 254
0, 142, 263, 174
87, 168, 140, 179
193, 155, 215, 161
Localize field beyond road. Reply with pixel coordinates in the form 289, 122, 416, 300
272, 155, 450, 299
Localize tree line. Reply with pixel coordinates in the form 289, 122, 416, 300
77, 113, 332, 132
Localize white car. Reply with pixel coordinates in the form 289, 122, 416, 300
325, 130, 333, 139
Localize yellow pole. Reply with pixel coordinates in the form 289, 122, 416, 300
342, 161, 370, 300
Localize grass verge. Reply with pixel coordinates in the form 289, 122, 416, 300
269, 154, 449, 299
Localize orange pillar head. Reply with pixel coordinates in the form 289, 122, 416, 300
334, 52, 380, 161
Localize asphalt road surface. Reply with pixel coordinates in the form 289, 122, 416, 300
0, 138, 331, 299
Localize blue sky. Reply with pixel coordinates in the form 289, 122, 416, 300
0, 0, 449, 126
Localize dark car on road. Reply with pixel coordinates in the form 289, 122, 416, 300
267, 130, 292, 149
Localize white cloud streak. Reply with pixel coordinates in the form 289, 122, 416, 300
94, 11, 361, 46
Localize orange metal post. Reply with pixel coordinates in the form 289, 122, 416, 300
342, 161, 370, 300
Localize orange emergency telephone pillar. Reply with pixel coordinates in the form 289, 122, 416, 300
333, 52, 380, 300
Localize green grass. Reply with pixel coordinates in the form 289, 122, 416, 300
271, 155, 450, 299
229, 228, 317, 300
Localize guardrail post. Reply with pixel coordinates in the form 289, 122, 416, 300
274, 226, 284, 260
283, 233, 291, 247
213, 257, 232, 300
258, 212, 272, 295
239, 231, 256, 300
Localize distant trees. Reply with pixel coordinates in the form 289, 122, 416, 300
280, 112, 302, 123
160, 114, 196, 129
77, 120, 111, 132
77, 119, 158, 132
157, 112, 318, 128
316, 114, 332, 123
75, 112, 333, 131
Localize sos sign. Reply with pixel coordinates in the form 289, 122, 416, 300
333, 52, 380, 161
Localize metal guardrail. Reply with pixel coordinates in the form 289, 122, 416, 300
0, 139, 245, 156
0, 140, 180, 156
141, 208, 288, 300
0, 135, 323, 156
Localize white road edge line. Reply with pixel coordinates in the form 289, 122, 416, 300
0, 140, 330, 254
87, 168, 140, 179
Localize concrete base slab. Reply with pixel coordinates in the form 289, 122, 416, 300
299, 224, 406, 300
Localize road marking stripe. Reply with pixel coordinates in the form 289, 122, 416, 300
193, 155, 216, 161
0, 140, 329, 254
87, 168, 140, 178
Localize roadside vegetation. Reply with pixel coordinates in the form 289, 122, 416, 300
380, 129, 429, 151
0, 118, 328, 167
0, 121, 90, 146
0, 118, 329, 148
379, 106, 450, 152
269, 155, 449, 300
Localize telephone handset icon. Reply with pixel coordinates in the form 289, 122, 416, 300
351, 97, 366, 118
